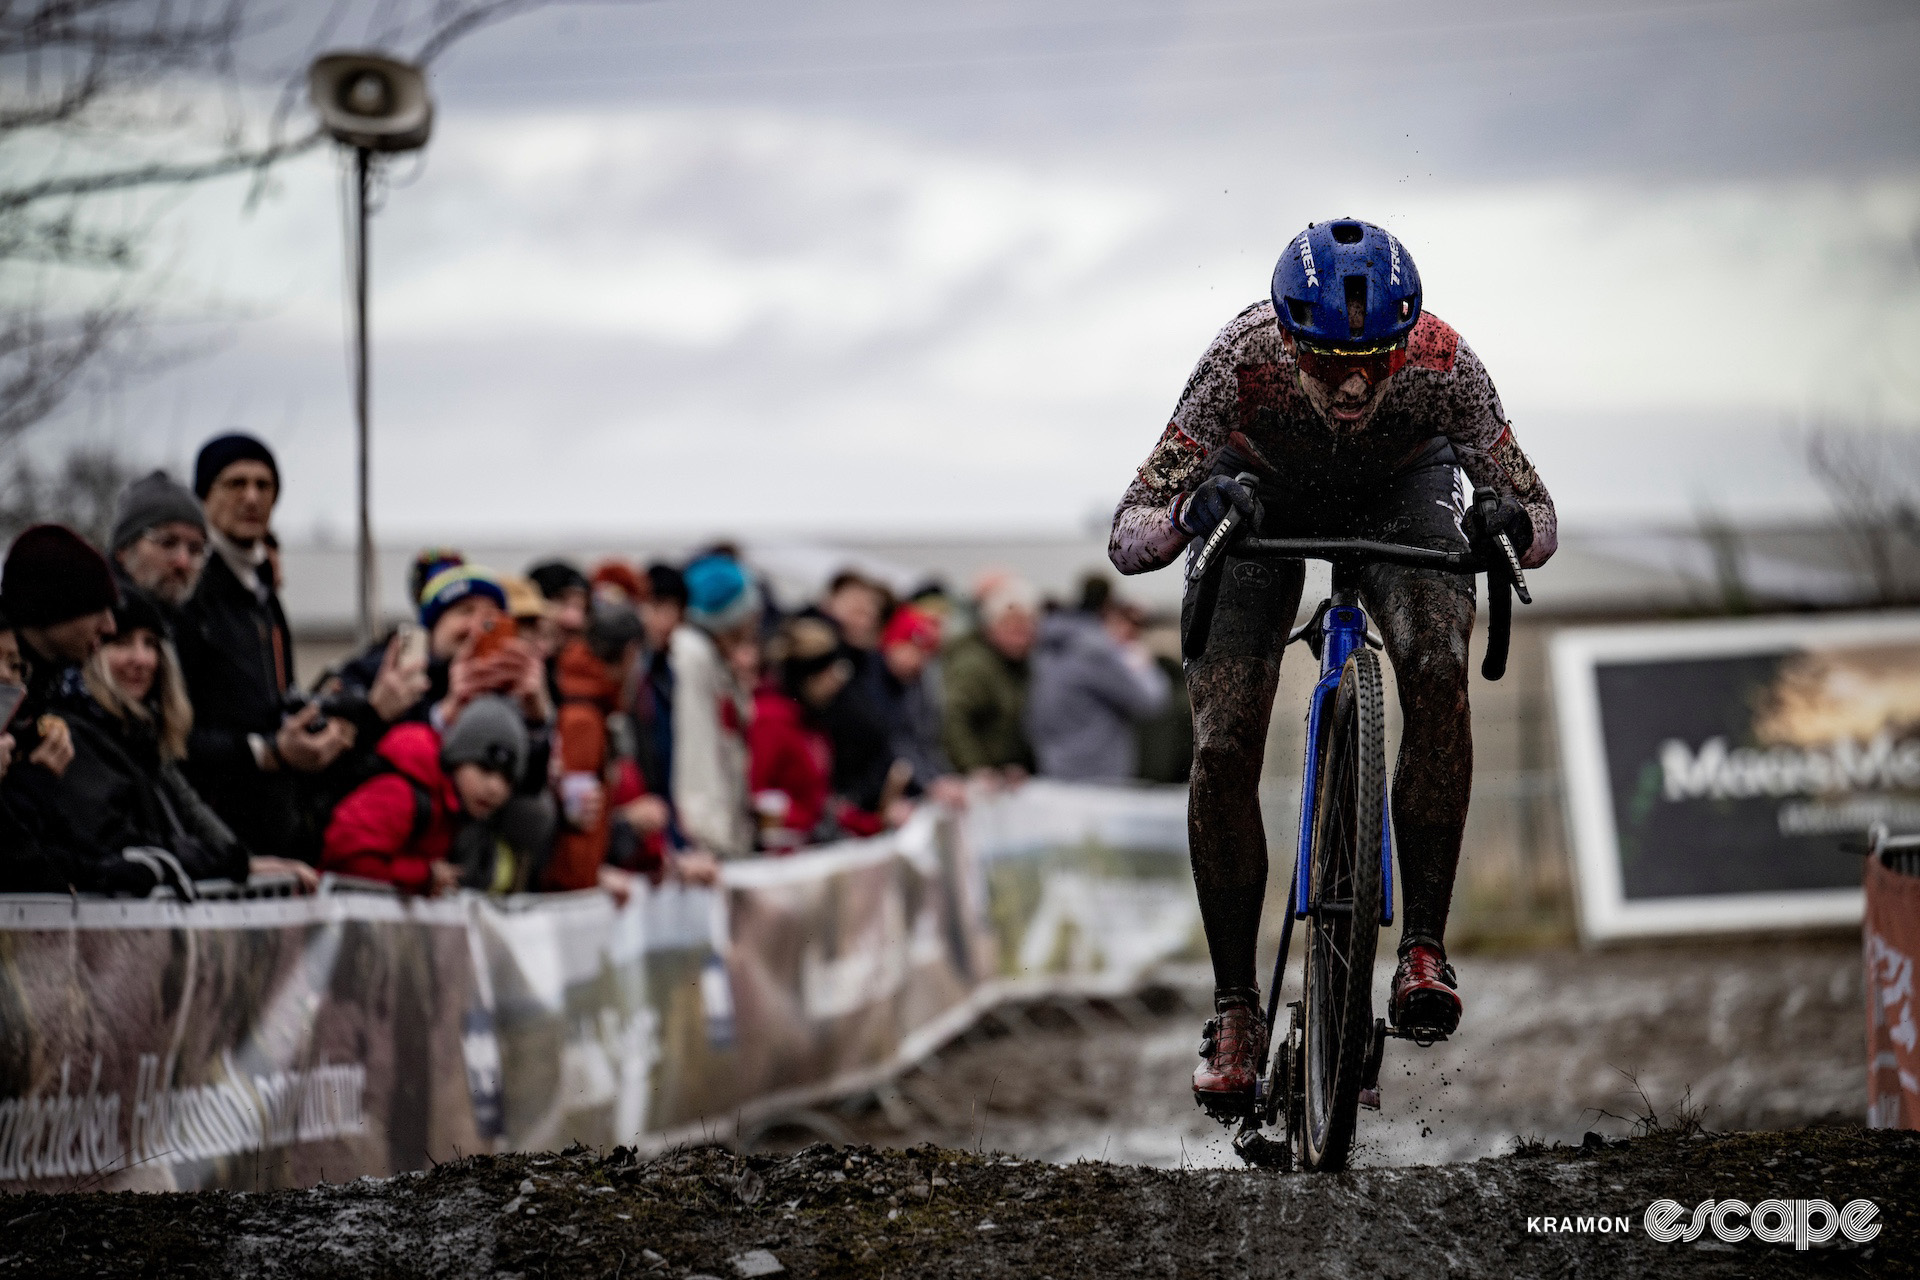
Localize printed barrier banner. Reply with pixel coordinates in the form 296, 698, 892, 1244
1865, 855, 1920, 1131
1551, 611, 1920, 940
0, 894, 485, 1192
966, 781, 1200, 991
0, 782, 1195, 1190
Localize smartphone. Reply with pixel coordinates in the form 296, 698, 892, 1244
469, 614, 519, 662
0, 683, 24, 729
395, 621, 429, 669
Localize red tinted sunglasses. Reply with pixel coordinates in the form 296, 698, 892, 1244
1294, 339, 1407, 388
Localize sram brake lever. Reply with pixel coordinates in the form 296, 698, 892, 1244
1189, 472, 1260, 579
1493, 533, 1532, 606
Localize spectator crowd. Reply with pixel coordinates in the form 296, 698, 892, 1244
0, 432, 1189, 901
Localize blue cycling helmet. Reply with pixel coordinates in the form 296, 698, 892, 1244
1270, 219, 1422, 353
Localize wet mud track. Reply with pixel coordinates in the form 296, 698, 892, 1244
1, 1129, 1915, 1278
832, 937, 1867, 1168
0, 938, 1891, 1276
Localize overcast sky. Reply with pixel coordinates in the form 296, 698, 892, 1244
48, 0, 1920, 543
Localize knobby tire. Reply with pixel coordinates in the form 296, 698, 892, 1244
1300, 647, 1384, 1172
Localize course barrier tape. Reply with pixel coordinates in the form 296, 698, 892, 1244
0, 781, 1199, 1191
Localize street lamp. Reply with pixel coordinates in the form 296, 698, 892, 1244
308, 52, 433, 644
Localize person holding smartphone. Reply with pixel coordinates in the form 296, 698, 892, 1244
0, 525, 118, 768
313, 560, 557, 882
0, 527, 173, 895
0, 612, 64, 894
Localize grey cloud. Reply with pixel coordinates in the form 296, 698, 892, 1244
420, 0, 1920, 181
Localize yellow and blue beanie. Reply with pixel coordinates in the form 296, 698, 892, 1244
419, 563, 507, 630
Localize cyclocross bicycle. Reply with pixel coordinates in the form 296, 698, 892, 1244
1183, 479, 1533, 1173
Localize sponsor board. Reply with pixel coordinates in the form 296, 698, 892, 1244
0, 783, 1196, 1190
1865, 853, 1920, 1130
1551, 612, 1920, 940
0, 893, 483, 1190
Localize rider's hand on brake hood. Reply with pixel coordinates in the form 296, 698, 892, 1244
1175, 475, 1257, 541
1467, 493, 1533, 556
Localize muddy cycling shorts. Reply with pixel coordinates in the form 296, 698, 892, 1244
1179, 434, 1474, 666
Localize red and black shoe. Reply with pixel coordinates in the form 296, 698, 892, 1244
1193, 988, 1267, 1121
1389, 936, 1461, 1037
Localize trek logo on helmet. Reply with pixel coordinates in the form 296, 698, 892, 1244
1297, 232, 1319, 289
1389, 236, 1402, 286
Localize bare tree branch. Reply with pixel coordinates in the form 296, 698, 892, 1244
0, 307, 127, 442
0, 0, 569, 452
414, 0, 543, 65
0, 127, 325, 212
1806, 423, 1920, 606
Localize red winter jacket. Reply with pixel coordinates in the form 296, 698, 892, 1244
320, 722, 462, 893
749, 690, 884, 847
749, 690, 831, 842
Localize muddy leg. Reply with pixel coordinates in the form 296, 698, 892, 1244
1184, 553, 1302, 992
1362, 565, 1475, 947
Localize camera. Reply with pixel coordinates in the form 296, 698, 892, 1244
283, 690, 361, 732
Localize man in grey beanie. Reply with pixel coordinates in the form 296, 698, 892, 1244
110, 470, 208, 610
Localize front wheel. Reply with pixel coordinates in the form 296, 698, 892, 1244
1299, 647, 1385, 1171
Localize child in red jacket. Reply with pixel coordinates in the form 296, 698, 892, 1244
750, 617, 885, 850
321, 695, 527, 894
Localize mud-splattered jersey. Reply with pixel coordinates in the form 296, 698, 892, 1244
1108, 300, 1556, 575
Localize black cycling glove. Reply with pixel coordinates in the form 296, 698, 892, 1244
1468, 493, 1534, 556
1175, 475, 1257, 540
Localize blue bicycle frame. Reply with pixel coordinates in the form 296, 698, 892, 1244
1261, 590, 1393, 1047
1291, 598, 1394, 932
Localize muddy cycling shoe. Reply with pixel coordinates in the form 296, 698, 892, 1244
1389, 937, 1461, 1038
1193, 988, 1267, 1121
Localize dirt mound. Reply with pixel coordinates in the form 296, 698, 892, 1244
2, 1127, 1913, 1278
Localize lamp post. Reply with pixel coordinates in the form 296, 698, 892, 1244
308, 52, 433, 645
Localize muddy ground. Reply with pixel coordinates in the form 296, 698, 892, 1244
822, 936, 1867, 1169
1, 1129, 1913, 1278
0, 936, 1892, 1278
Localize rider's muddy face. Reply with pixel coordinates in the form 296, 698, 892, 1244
1282, 332, 1394, 434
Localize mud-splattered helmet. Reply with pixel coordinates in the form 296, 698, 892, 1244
1270, 219, 1422, 353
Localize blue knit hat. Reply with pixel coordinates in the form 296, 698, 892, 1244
418, 564, 507, 630
683, 554, 760, 635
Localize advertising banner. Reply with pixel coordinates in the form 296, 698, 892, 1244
0, 894, 485, 1192
1865, 855, 1920, 1131
1552, 611, 1920, 940
468, 889, 651, 1153
966, 780, 1200, 991
0, 783, 1198, 1190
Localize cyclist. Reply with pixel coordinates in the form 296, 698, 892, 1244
1107, 219, 1556, 1115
